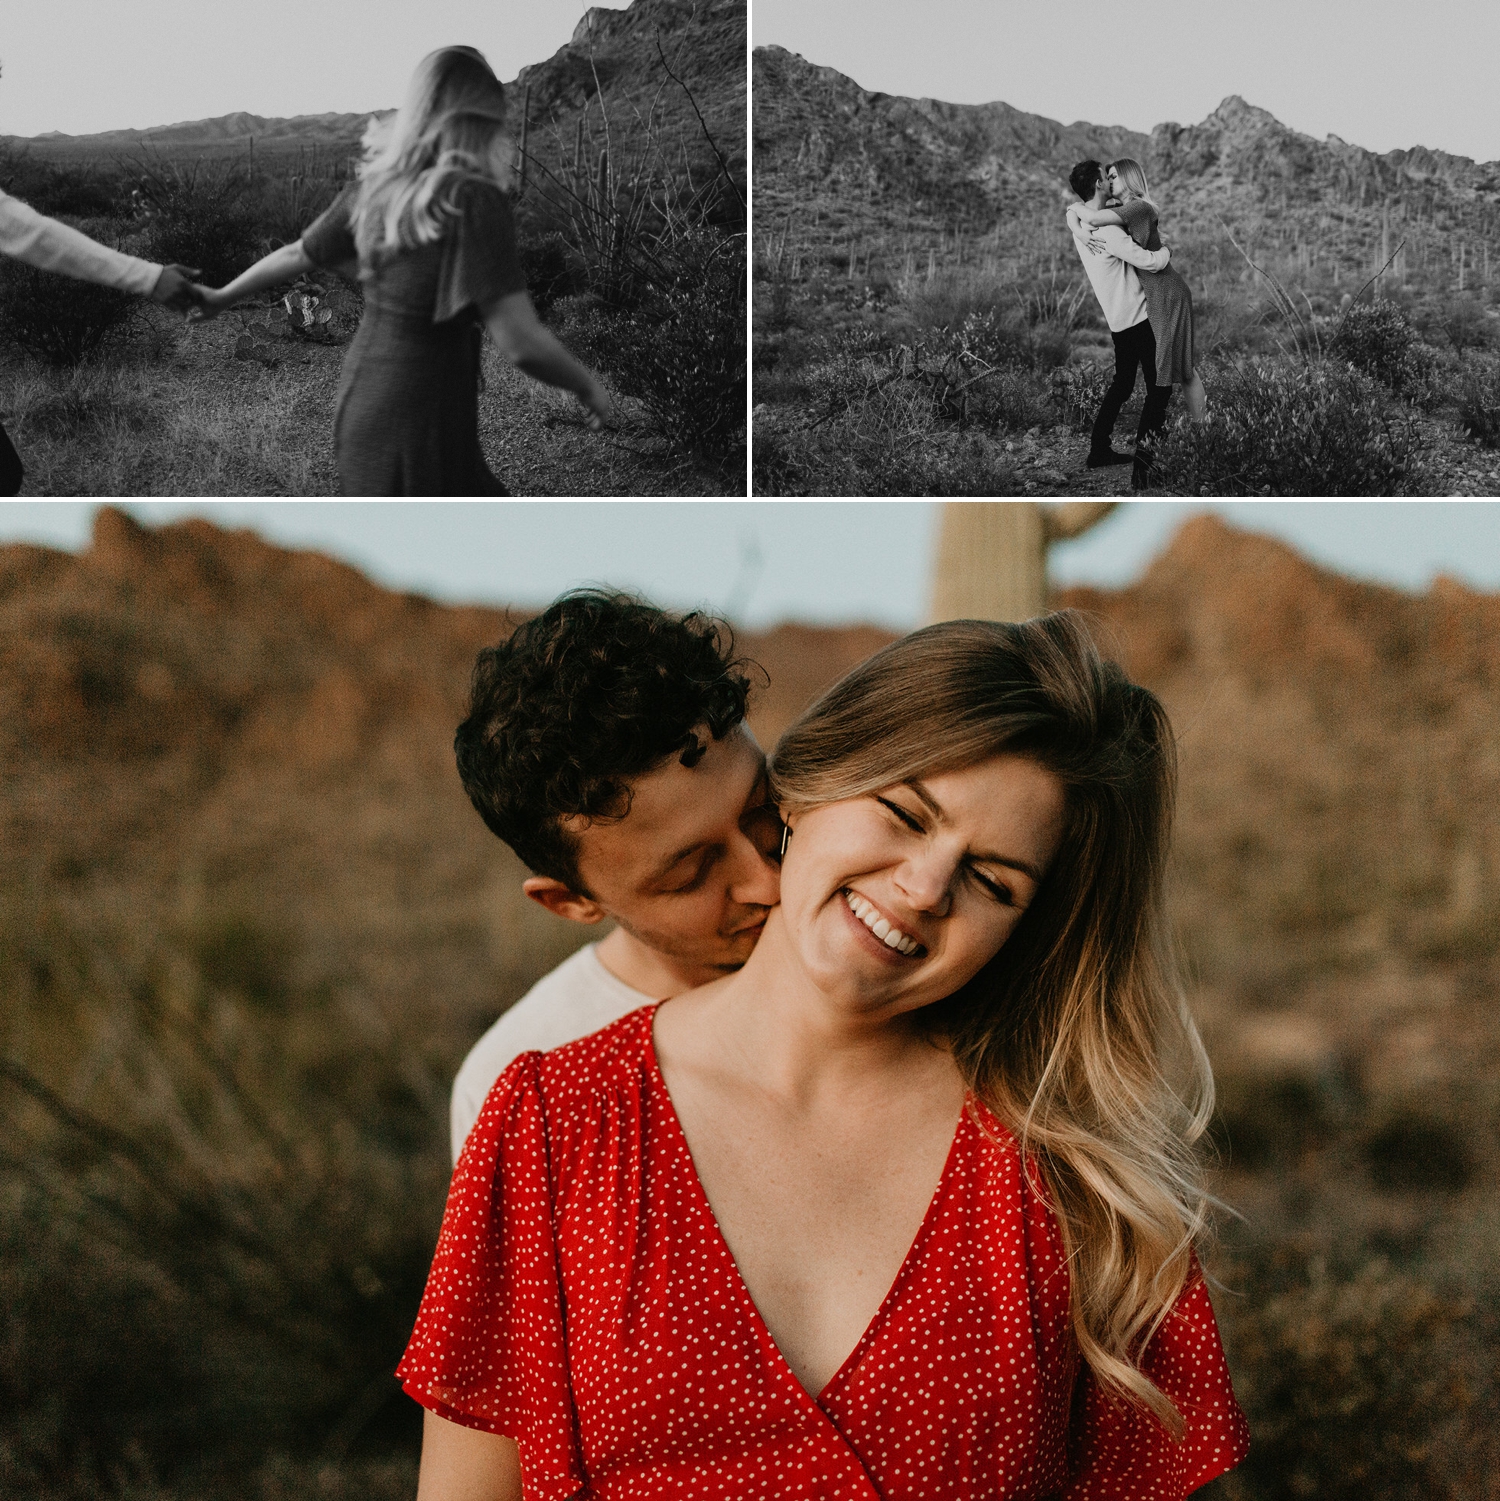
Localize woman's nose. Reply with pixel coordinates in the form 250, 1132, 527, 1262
894, 853, 954, 917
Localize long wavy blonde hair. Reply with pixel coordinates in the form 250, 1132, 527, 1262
1108, 156, 1159, 213
352, 46, 513, 264
770, 611, 1214, 1436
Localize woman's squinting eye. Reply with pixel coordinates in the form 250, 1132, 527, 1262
876, 796, 923, 831
970, 868, 1015, 906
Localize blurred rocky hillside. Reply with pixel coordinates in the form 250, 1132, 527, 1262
3, 507, 1496, 1066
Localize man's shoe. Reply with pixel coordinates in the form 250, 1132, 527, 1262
1086, 448, 1133, 468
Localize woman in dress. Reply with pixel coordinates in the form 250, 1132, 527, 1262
191, 46, 610, 495
400, 610, 1249, 1501
1076, 158, 1207, 421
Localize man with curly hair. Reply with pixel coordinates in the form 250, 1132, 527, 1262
448, 589, 782, 1159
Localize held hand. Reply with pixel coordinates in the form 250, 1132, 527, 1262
578, 378, 614, 432
186, 284, 229, 323
150, 264, 203, 314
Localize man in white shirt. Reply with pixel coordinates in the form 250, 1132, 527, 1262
449, 589, 782, 1160
1064, 159, 1173, 487
0, 186, 201, 493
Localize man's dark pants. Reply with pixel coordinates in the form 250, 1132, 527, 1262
0, 421, 22, 497
1090, 317, 1172, 459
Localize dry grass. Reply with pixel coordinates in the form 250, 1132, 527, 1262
0, 298, 733, 498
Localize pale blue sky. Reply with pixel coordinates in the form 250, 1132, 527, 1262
0, 1, 624, 138
0, 502, 1494, 628
753, 0, 1500, 165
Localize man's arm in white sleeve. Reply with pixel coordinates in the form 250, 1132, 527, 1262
1095, 223, 1171, 273
0, 190, 163, 296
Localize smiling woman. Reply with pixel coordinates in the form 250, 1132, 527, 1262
398, 610, 1248, 1500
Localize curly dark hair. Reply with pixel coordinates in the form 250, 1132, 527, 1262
455, 589, 760, 893
1069, 159, 1104, 201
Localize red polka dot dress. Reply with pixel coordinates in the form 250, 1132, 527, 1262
397, 1007, 1250, 1500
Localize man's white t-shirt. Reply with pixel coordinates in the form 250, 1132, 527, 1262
450, 943, 653, 1161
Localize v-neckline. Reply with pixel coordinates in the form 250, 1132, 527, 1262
645, 1004, 968, 1406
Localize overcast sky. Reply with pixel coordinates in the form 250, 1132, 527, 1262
0, 0, 624, 138
0, 502, 1494, 628
752, 0, 1500, 165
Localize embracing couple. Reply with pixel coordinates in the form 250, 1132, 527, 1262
0, 47, 608, 497
1066, 157, 1206, 491
407, 589, 1249, 1499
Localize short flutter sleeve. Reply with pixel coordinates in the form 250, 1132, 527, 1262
433, 180, 528, 323
1063, 1273, 1250, 1498
396, 1052, 585, 1501
300, 185, 358, 268
1116, 197, 1157, 251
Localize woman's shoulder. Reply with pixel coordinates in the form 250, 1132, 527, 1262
451, 175, 514, 225
534, 1003, 657, 1096
459, 1006, 657, 1183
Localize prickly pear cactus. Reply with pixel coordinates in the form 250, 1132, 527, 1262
280, 291, 336, 341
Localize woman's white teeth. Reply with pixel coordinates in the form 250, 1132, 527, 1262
843, 890, 920, 955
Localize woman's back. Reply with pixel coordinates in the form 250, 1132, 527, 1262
1117, 196, 1162, 252
300, 178, 526, 495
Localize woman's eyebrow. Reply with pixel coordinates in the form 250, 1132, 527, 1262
904, 780, 1042, 883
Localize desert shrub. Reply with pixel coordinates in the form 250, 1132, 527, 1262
17, 377, 161, 441
520, 229, 587, 316
754, 399, 1019, 497
1436, 294, 1494, 357
1014, 269, 1095, 342
905, 314, 1056, 429
1394, 339, 1451, 411
1050, 360, 1112, 432
551, 227, 745, 473
1362, 1108, 1478, 1193
1213, 1072, 1344, 1170
0, 146, 123, 218
0, 255, 138, 366
1329, 296, 1414, 387
0, 905, 443, 1489
753, 339, 1023, 496
1453, 355, 1500, 447
902, 265, 1015, 335
1212, 1256, 1483, 1501
246, 172, 343, 251
134, 158, 261, 286
1149, 356, 1424, 496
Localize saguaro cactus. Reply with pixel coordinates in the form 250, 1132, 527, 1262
928, 502, 1118, 624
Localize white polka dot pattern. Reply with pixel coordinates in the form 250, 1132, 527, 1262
396, 1007, 1250, 1499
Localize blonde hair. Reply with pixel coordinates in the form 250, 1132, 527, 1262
770, 612, 1214, 1436
351, 46, 512, 265
1109, 157, 1158, 213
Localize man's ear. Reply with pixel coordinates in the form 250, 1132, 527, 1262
522, 876, 609, 925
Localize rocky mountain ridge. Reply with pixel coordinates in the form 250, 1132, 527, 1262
6, 0, 744, 189
15, 110, 388, 152
754, 45, 1497, 277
